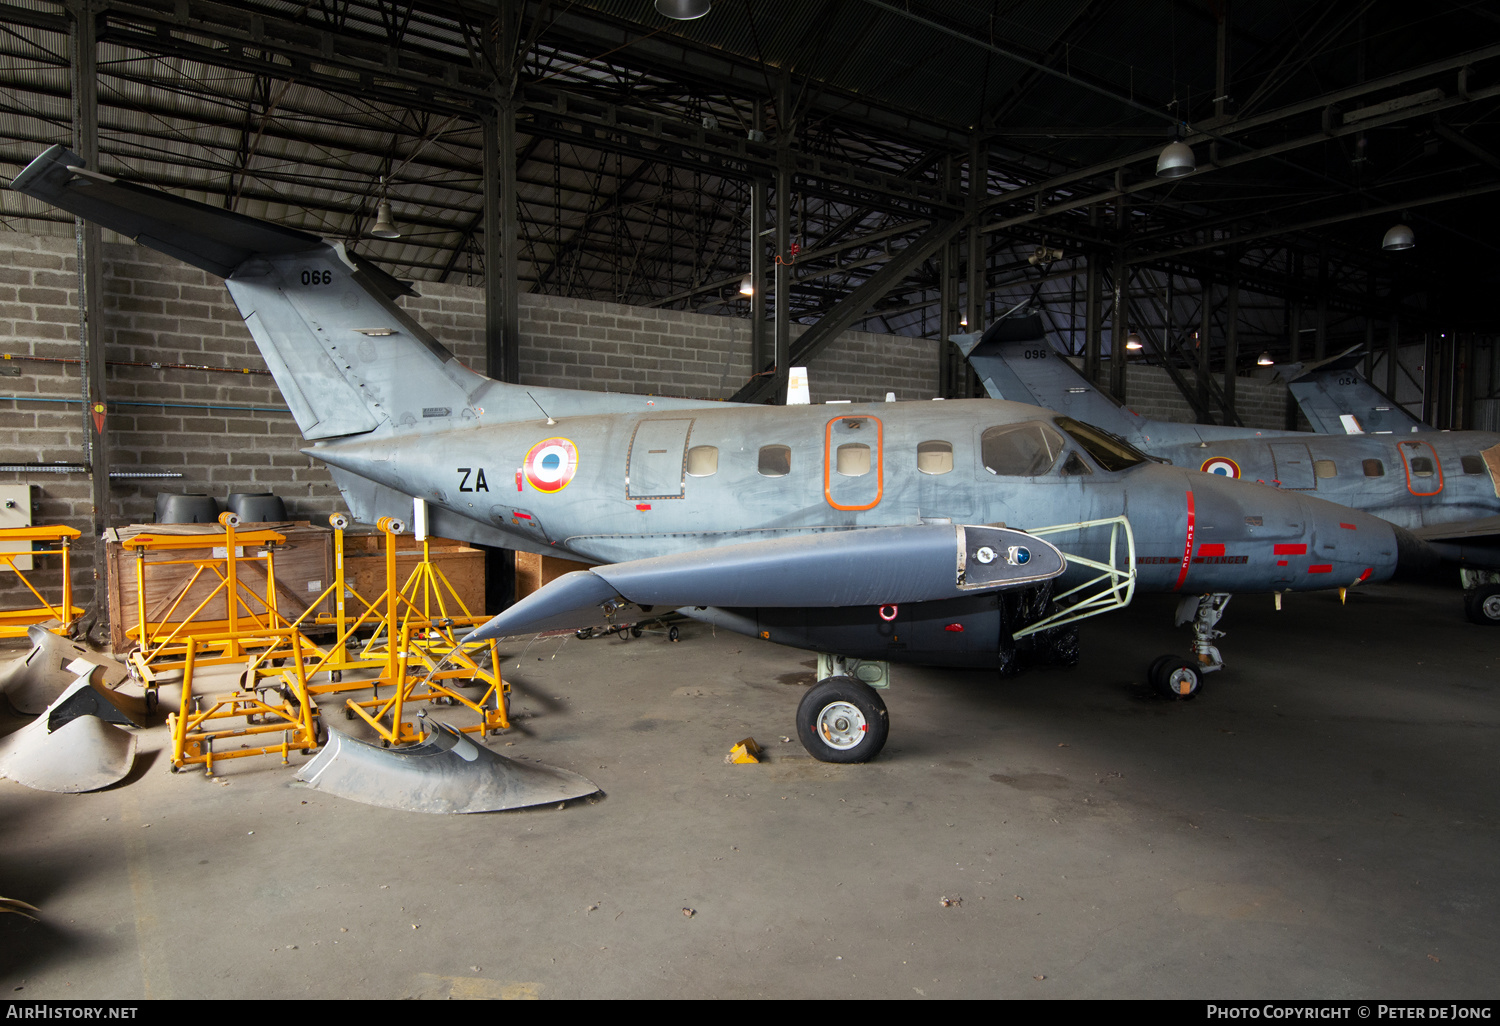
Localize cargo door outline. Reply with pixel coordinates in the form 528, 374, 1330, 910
824, 415, 883, 511
1397, 439, 1444, 497
1269, 443, 1316, 490
626, 418, 694, 499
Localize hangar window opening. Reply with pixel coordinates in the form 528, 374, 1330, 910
916, 440, 953, 475
686, 445, 719, 477
1409, 456, 1435, 478
836, 443, 872, 477
1314, 459, 1338, 478
1461, 454, 1484, 474
1363, 459, 1385, 477
758, 445, 791, 477
981, 422, 1067, 476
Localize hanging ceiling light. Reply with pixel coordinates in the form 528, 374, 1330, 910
738, 273, 755, 296
370, 197, 401, 239
1155, 139, 1197, 178
1125, 331, 1143, 351
655, 0, 711, 19
1382, 223, 1415, 251
1257, 351, 1275, 366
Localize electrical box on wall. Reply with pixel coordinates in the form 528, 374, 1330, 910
0, 485, 33, 571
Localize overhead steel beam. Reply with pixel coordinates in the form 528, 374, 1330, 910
730, 216, 964, 404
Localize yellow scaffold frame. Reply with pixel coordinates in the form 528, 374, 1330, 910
0, 525, 83, 638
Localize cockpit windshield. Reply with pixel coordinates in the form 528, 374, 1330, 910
1055, 416, 1162, 472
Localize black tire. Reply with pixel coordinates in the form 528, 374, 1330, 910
1464, 585, 1500, 625
1146, 655, 1177, 689
1151, 657, 1203, 700
796, 676, 889, 763
575, 628, 593, 640
631, 625, 643, 638
669, 625, 680, 642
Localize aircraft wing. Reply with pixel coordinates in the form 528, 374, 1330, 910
467, 523, 1065, 640
1409, 516, 1500, 568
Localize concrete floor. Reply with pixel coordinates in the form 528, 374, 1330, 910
1, 580, 1496, 999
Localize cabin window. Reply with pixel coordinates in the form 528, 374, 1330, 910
916, 440, 953, 475
1409, 456, 1435, 478
836, 443, 872, 477
980, 422, 1065, 476
758, 445, 791, 477
1314, 459, 1338, 478
1061, 452, 1093, 476
1363, 459, 1385, 477
686, 445, 718, 477
1461, 454, 1484, 475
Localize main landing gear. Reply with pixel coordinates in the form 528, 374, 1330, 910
795, 656, 891, 763
1147, 592, 1232, 700
1460, 570, 1500, 625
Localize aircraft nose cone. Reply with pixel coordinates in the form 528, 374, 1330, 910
1163, 468, 1400, 592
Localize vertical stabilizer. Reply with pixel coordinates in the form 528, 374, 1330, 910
10, 145, 486, 441
951, 318, 1148, 439
1287, 347, 1429, 435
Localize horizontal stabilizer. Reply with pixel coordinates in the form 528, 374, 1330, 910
469, 524, 1064, 640
11, 146, 323, 278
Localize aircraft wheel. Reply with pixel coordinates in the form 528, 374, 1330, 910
796, 676, 889, 763
630, 625, 643, 638
1151, 657, 1202, 700
1463, 585, 1500, 625
669, 625, 680, 642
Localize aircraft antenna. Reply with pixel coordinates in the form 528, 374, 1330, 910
527, 392, 557, 426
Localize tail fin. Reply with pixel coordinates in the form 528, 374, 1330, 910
951, 315, 1147, 438
1286, 346, 1429, 435
11, 145, 483, 441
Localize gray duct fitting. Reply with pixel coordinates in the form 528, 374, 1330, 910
0, 625, 130, 715
0, 679, 138, 793
296, 723, 599, 813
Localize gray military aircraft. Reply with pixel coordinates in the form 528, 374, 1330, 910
14, 145, 1419, 762
954, 314, 1500, 627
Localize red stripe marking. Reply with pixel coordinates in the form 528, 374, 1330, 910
1308, 564, 1334, 574
1175, 491, 1196, 592
1339, 522, 1357, 530
513, 512, 531, 520
1274, 543, 1307, 555
1277, 560, 1288, 566
1197, 543, 1225, 557
1359, 568, 1372, 581
636, 504, 651, 511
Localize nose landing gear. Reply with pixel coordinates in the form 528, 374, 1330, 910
1148, 592, 1231, 700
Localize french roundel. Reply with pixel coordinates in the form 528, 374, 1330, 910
1201, 457, 1241, 479
524, 437, 578, 493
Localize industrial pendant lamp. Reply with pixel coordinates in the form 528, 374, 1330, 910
1257, 351, 1275, 366
738, 273, 755, 296
1156, 138, 1196, 178
655, 0, 711, 19
1125, 331, 1143, 351
370, 197, 401, 239
1382, 223, 1415, 251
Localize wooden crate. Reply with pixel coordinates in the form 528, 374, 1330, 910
342, 534, 487, 619
515, 551, 593, 600
105, 522, 334, 654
